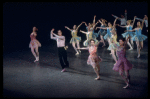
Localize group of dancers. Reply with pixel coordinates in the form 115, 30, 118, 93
29, 10, 148, 89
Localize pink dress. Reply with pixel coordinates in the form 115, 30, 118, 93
113, 46, 133, 72
29, 32, 41, 48
87, 45, 102, 68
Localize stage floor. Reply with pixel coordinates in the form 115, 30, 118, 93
3, 42, 148, 98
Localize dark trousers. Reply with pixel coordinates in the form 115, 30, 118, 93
58, 47, 69, 69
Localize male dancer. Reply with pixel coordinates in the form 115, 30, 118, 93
50, 28, 69, 72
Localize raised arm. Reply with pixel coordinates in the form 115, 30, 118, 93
113, 17, 118, 28
93, 15, 96, 25
141, 17, 145, 29
112, 14, 121, 20
80, 30, 87, 34
77, 47, 89, 50
82, 22, 88, 27
131, 16, 136, 27
50, 29, 57, 40
92, 20, 99, 31
76, 22, 84, 31
65, 26, 72, 31
50, 28, 65, 40
125, 9, 127, 21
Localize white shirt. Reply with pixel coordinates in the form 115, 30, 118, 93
50, 33, 65, 47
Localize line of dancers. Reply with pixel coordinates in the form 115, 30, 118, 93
29, 10, 148, 88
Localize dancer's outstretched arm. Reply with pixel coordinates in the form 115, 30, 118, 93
76, 22, 84, 31
92, 20, 100, 31
96, 26, 107, 30
50, 28, 65, 40
141, 17, 145, 29
112, 14, 121, 20
65, 26, 72, 31
77, 47, 89, 50
113, 17, 119, 28
82, 22, 88, 27
80, 30, 88, 34
118, 24, 127, 28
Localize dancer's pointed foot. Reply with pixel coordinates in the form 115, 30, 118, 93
34, 57, 39, 62
123, 84, 130, 89
137, 54, 140, 58
102, 44, 106, 47
61, 69, 66, 72
95, 76, 100, 80
129, 48, 133, 50
75, 52, 79, 55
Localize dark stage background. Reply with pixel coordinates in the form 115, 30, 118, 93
3, 2, 148, 53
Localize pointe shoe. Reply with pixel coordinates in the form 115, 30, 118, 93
95, 76, 100, 80
137, 54, 140, 58
75, 52, 79, 55
129, 48, 133, 50
61, 69, 66, 72
34, 57, 39, 62
123, 84, 130, 89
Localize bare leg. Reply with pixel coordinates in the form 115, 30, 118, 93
93, 65, 100, 80
126, 36, 133, 50
76, 41, 81, 53
130, 38, 134, 48
136, 40, 140, 58
141, 41, 143, 49
96, 62, 100, 74
100, 35, 105, 47
119, 68, 129, 88
35, 46, 39, 61
111, 49, 117, 63
125, 70, 130, 83
72, 42, 79, 55
31, 47, 37, 62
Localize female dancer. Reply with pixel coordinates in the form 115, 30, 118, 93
112, 36, 133, 89
96, 18, 107, 47
112, 9, 127, 26
127, 19, 147, 58
136, 15, 148, 32
80, 20, 99, 46
29, 27, 41, 62
107, 18, 119, 64
77, 39, 102, 80
65, 22, 83, 55
118, 16, 136, 50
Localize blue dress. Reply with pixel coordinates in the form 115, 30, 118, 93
104, 28, 112, 40
98, 24, 107, 36
131, 28, 147, 41
122, 26, 135, 38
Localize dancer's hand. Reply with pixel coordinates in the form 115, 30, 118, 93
94, 15, 96, 17
51, 28, 54, 33
134, 16, 137, 18
112, 14, 113, 16
65, 26, 67, 28
125, 9, 127, 13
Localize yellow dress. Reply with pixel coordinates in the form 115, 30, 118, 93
107, 34, 119, 50
70, 30, 81, 43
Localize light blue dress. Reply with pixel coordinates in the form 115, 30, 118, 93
131, 28, 147, 41
122, 26, 135, 38
104, 28, 112, 40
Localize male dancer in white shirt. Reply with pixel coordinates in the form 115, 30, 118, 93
50, 28, 69, 72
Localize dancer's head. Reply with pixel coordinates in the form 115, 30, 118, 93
89, 39, 95, 46
121, 14, 124, 18
119, 38, 126, 46
73, 25, 77, 30
57, 30, 62, 36
127, 20, 132, 25
33, 27, 38, 32
108, 22, 112, 27
101, 18, 107, 24
137, 21, 141, 28
144, 15, 148, 20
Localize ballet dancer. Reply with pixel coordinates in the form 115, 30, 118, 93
96, 18, 107, 47
118, 16, 136, 50
77, 39, 102, 80
107, 17, 120, 64
127, 19, 147, 58
29, 27, 41, 62
96, 22, 113, 47
135, 15, 148, 32
50, 28, 69, 72
80, 20, 99, 46
112, 36, 133, 89
65, 22, 83, 55
112, 9, 127, 26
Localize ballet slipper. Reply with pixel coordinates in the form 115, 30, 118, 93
123, 84, 130, 89
95, 76, 100, 80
